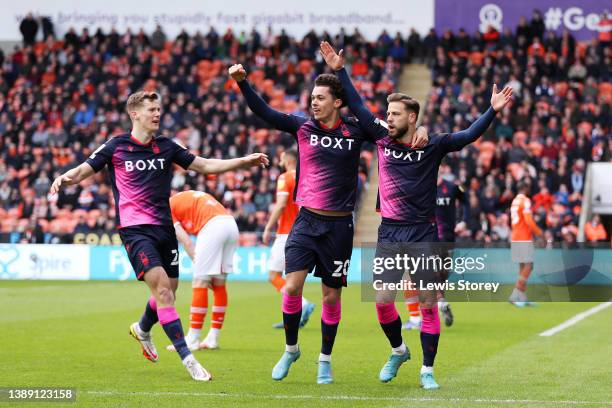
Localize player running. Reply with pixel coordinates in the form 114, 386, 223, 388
320, 41, 512, 389
262, 150, 315, 329
229, 62, 428, 384
509, 183, 543, 307
49, 91, 268, 381
403, 175, 467, 329
166, 190, 239, 351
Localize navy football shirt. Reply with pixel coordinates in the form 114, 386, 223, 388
86, 134, 195, 227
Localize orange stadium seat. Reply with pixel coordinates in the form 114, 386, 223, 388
598, 83, 612, 103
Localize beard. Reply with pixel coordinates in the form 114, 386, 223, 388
389, 125, 409, 139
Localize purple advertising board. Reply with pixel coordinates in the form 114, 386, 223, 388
435, 0, 608, 41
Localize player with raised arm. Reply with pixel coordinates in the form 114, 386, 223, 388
229, 63, 428, 384
509, 183, 543, 307
263, 150, 315, 330
167, 190, 239, 351
49, 91, 268, 381
320, 41, 512, 389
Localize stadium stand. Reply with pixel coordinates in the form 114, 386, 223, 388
0, 15, 609, 245
0, 26, 404, 244
420, 21, 610, 243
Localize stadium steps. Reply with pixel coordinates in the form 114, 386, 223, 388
354, 63, 432, 246
398, 63, 432, 122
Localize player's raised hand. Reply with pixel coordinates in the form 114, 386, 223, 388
48, 174, 71, 197
491, 84, 513, 112
242, 153, 269, 169
412, 126, 429, 148
229, 64, 247, 82
319, 41, 345, 71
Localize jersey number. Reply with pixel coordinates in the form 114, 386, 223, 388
170, 249, 179, 266
510, 205, 519, 225
332, 260, 350, 278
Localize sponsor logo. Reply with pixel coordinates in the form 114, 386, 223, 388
437, 197, 451, 206
0, 246, 20, 278
309, 134, 355, 150
124, 158, 166, 172
479, 3, 503, 32
383, 147, 425, 162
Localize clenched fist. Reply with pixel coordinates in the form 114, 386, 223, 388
229, 64, 247, 82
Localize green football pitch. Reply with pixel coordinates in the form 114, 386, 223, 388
1, 281, 611, 407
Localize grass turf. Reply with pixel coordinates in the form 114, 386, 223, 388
1, 281, 610, 407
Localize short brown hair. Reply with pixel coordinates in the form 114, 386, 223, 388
387, 93, 420, 117
314, 74, 347, 107
126, 91, 161, 114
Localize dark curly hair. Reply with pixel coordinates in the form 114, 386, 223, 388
313, 74, 347, 107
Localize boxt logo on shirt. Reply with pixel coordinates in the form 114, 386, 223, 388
309, 134, 355, 150
383, 147, 425, 162
125, 158, 166, 172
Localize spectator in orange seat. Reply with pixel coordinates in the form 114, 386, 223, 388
533, 186, 553, 212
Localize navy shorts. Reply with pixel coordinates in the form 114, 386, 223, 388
375, 220, 439, 287
285, 208, 354, 289
438, 232, 456, 243
118, 225, 179, 281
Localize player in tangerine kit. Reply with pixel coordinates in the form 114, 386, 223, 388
263, 150, 315, 329
509, 183, 543, 306
167, 190, 239, 351
49, 91, 268, 381
229, 61, 429, 384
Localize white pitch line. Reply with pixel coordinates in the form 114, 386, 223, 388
540, 301, 612, 337
85, 390, 612, 405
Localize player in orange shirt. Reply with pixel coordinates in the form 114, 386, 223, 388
262, 150, 315, 329
509, 183, 543, 306
168, 190, 239, 350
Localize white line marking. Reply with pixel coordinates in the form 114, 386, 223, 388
85, 390, 612, 405
540, 302, 612, 337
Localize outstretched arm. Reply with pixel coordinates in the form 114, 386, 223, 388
188, 153, 269, 175
320, 42, 387, 140
48, 162, 95, 197
440, 84, 513, 153
320, 41, 428, 146
230, 64, 303, 134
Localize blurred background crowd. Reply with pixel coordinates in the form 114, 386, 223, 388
0, 9, 610, 245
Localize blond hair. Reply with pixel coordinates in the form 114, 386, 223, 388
125, 91, 161, 115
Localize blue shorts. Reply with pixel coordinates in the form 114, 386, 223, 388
285, 208, 354, 289
375, 220, 439, 286
118, 225, 179, 281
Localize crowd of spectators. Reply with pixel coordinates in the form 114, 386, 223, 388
1, 12, 610, 245
420, 10, 610, 244
0, 23, 404, 244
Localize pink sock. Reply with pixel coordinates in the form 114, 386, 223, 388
376, 303, 399, 324
420, 307, 441, 334
282, 293, 302, 314
157, 306, 180, 325
322, 302, 341, 325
